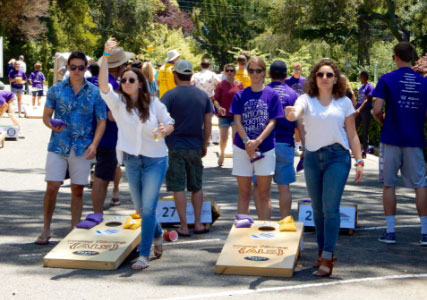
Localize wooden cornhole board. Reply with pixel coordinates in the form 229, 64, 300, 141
216, 221, 304, 277
24, 105, 43, 118
43, 216, 140, 270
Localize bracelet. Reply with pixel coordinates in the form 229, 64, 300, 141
354, 159, 364, 167
103, 52, 111, 57
242, 137, 249, 143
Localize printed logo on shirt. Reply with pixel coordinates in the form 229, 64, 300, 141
242, 99, 268, 139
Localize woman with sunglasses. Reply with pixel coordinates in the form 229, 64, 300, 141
99, 38, 174, 270
286, 59, 363, 277
230, 57, 283, 220
213, 63, 243, 166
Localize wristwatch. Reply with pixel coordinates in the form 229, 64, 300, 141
354, 159, 364, 167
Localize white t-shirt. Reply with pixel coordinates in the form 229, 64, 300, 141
296, 93, 355, 151
191, 69, 220, 98
101, 85, 174, 157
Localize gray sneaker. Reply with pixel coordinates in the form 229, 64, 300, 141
420, 234, 427, 246
378, 232, 396, 244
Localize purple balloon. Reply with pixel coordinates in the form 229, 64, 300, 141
50, 119, 67, 127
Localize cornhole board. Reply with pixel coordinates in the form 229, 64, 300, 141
43, 216, 140, 270
157, 198, 221, 225
24, 105, 43, 118
216, 221, 304, 277
0, 125, 18, 139
298, 200, 358, 230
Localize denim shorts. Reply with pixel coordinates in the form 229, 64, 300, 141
11, 87, 24, 94
382, 143, 426, 188
166, 148, 203, 192
273, 143, 296, 185
32, 90, 43, 97
218, 116, 235, 128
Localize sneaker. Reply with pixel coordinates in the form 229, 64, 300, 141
378, 232, 396, 244
420, 234, 427, 246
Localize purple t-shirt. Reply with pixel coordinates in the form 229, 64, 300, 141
8, 69, 27, 89
87, 74, 119, 91
0, 91, 15, 106
267, 82, 298, 146
230, 85, 284, 152
29, 71, 46, 89
357, 82, 374, 109
285, 76, 306, 95
372, 67, 427, 147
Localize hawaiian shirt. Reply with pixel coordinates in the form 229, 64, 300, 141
45, 78, 106, 157
191, 69, 220, 98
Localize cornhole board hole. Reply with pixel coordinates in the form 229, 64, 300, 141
298, 200, 358, 234
0, 125, 18, 139
43, 216, 140, 270
157, 198, 221, 226
24, 105, 43, 118
216, 221, 304, 277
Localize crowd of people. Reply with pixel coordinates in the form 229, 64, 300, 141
26, 38, 426, 277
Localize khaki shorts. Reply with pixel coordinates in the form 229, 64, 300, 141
45, 149, 91, 185
232, 145, 276, 177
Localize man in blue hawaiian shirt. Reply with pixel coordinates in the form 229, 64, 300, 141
35, 52, 106, 245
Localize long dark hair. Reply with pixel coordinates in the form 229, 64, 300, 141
304, 58, 346, 99
118, 67, 151, 122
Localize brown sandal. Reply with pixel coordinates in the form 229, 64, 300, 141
313, 251, 337, 268
313, 257, 336, 277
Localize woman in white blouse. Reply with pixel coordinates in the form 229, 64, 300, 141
99, 38, 174, 270
286, 59, 363, 277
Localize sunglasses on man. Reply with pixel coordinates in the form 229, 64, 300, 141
69, 65, 86, 71
225, 69, 235, 73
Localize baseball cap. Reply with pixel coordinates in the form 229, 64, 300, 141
270, 60, 287, 76
173, 59, 193, 75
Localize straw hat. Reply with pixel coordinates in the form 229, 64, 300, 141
165, 49, 181, 63
98, 47, 135, 68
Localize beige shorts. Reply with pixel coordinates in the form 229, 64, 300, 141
232, 145, 275, 177
45, 149, 91, 185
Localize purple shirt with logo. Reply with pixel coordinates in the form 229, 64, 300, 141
372, 67, 427, 147
267, 82, 298, 146
230, 85, 284, 152
357, 82, 374, 109
29, 71, 46, 90
285, 76, 306, 95
8, 69, 27, 89
0, 91, 15, 106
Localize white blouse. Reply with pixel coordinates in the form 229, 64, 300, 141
100, 85, 174, 157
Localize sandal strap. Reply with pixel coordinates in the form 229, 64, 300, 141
153, 235, 163, 246
132, 256, 149, 269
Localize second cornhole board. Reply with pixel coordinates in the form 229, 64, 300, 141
43, 216, 140, 270
24, 105, 43, 118
216, 221, 304, 277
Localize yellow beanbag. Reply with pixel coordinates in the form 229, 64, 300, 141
279, 216, 297, 231
123, 217, 141, 230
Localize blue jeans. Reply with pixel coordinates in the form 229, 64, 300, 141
304, 143, 351, 253
123, 153, 168, 257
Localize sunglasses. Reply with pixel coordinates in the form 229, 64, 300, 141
248, 68, 263, 74
316, 72, 334, 79
225, 69, 235, 73
293, 68, 301, 71
120, 77, 137, 84
70, 65, 85, 71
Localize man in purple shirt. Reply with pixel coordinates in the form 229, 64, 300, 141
0, 91, 23, 138
355, 71, 375, 158
285, 62, 306, 95
373, 42, 427, 246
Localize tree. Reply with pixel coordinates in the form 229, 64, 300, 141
155, 0, 194, 36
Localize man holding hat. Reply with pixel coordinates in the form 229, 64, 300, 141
91, 46, 134, 212
157, 49, 181, 98
161, 59, 213, 237
267, 60, 299, 218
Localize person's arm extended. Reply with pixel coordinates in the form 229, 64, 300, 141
86, 119, 106, 160
345, 114, 363, 183
373, 97, 385, 126
202, 112, 213, 157
285, 104, 304, 121
99, 38, 117, 94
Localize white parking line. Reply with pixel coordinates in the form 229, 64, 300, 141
162, 273, 427, 300
164, 238, 222, 246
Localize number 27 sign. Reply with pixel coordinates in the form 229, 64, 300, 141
156, 200, 212, 224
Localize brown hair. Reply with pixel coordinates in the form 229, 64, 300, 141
223, 63, 235, 72
304, 59, 346, 99
247, 57, 266, 73
34, 63, 42, 70
118, 67, 151, 123
393, 41, 417, 63
142, 62, 154, 83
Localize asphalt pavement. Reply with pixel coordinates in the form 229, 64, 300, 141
0, 94, 426, 300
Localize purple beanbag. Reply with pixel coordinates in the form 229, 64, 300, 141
50, 119, 67, 128
296, 157, 304, 172
234, 219, 252, 228
76, 213, 103, 229
235, 214, 254, 223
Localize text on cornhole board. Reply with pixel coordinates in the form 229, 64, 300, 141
157, 200, 212, 224
216, 221, 304, 277
298, 201, 358, 229
43, 216, 140, 270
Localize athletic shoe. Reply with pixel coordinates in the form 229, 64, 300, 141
378, 232, 396, 244
420, 234, 427, 246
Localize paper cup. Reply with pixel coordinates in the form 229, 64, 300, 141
164, 230, 178, 242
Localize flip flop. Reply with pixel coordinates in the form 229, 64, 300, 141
194, 228, 210, 234
35, 235, 51, 245
177, 230, 191, 237
110, 198, 120, 206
